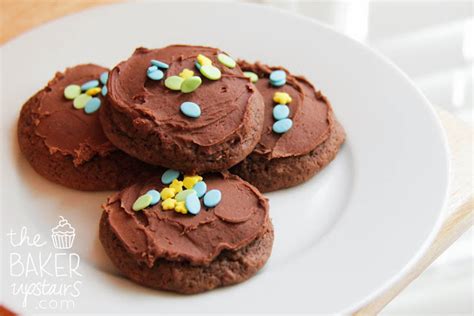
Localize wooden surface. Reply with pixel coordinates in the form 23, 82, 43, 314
355, 110, 473, 315
1, 2, 473, 314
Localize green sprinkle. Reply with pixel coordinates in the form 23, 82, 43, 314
199, 65, 221, 80
175, 189, 197, 202
181, 76, 202, 93
73, 93, 92, 109
243, 71, 258, 83
217, 53, 236, 68
64, 85, 81, 100
132, 194, 152, 211
164, 75, 184, 90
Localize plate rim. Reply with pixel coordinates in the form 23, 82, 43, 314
0, 2, 451, 313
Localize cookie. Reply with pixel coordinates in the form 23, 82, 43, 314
99, 171, 273, 294
230, 62, 345, 192
17, 64, 155, 191
100, 45, 265, 174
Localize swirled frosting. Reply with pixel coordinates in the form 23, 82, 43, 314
33, 64, 115, 166
239, 61, 332, 159
102, 172, 269, 266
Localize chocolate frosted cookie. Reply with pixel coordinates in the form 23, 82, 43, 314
99, 171, 273, 294
230, 62, 345, 192
17, 64, 154, 191
101, 45, 265, 173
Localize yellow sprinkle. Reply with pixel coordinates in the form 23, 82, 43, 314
86, 87, 101, 96
273, 92, 292, 105
183, 175, 203, 189
179, 68, 194, 79
162, 198, 177, 210
169, 179, 183, 193
197, 54, 212, 66
175, 201, 188, 214
161, 187, 176, 200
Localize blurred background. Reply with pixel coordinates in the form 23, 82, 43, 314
1, 0, 472, 314
249, 1, 473, 314
254, 0, 473, 123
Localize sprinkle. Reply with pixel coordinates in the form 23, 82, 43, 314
180, 76, 202, 93
217, 53, 236, 68
147, 68, 164, 81
101, 86, 108, 96
200, 65, 221, 80
169, 179, 184, 193
146, 189, 161, 205
132, 194, 152, 211
162, 198, 177, 210
243, 72, 258, 83
269, 70, 286, 87
161, 169, 180, 184
84, 97, 101, 114
270, 79, 286, 87
100, 72, 109, 85
195, 61, 202, 70
203, 189, 222, 208
197, 54, 212, 66
273, 91, 292, 104
81, 80, 99, 91
151, 59, 169, 69
86, 87, 101, 96
273, 104, 290, 120
183, 175, 203, 189
272, 118, 293, 134
73, 93, 92, 109
185, 193, 201, 215
180, 101, 201, 118
193, 181, 207, 198
161, 187, 176, 200
64, 85, 81, 100
147, 65, 158, 74
164, 76, 184, 90
269, 70, 286, 81
179, 68, 194, 79
175, 201, 188, 214
176, 189, 197, 202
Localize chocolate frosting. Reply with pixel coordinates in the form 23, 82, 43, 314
33, 64, 115, 165
239, 61, 333, 159
107, 45, 258, 149
102, 172, 269, 266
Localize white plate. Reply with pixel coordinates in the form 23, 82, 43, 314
0, 2, 449, 314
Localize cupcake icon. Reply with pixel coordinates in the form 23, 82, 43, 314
51, 216, 75, 249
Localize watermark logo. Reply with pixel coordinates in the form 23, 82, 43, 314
7, 216, 82, 311
51, 216, 75, 250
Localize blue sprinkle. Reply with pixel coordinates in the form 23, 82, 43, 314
203, 189, 221, 208
194, 61, 201, 70
273, 104, 290, 120
151, 59, 169, 69
272, 118, 293, 134
100, 72, 109, 85
180, 101, 201, 118
193, 181, 207, 198
147, 65, 158, 74
185, 194, 201, 215
161, 169, 180, 185
81, 80, 99, 91
101, 85, 108, 96
147, 68, 164, 80
270, 78, 286, 87
269, 70, 286, 82
146, 189, 161, 205
84, 97, 101, 114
